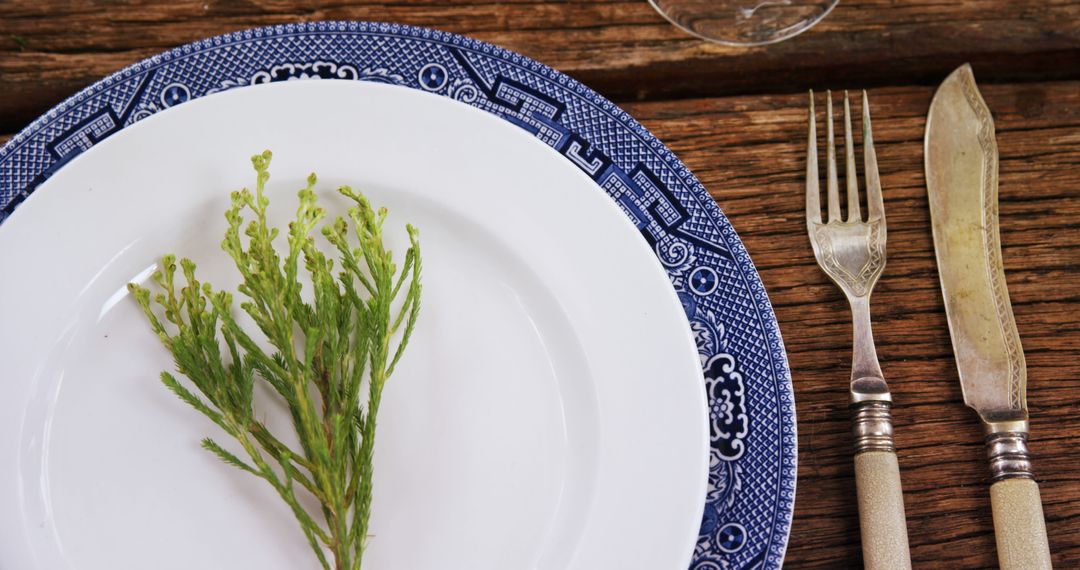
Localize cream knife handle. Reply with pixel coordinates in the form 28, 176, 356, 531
852, 401, 912, 570
987, 431, 1053, 570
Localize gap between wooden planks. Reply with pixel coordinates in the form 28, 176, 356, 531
1, 0, 1079, 132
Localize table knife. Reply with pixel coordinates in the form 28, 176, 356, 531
924, 63, 1053, 570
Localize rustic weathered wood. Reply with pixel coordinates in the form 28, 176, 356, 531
2, 2, 1078, 567
623, 81, 1080, 568
2, 1, 1080, 133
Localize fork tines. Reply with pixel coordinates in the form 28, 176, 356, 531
806, 90, 884, 225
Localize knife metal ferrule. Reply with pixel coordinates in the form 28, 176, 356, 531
986, 430, 1035, 482
851, 399, 895, 454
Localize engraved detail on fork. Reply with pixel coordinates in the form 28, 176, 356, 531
986, 431, 1034, 482
812, 219, 885, 297
957, 69, 1025, 411
807, 91, 897, 449
851, 400, 895, 454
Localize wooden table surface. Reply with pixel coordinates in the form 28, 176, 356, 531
2, 2, 1077, 568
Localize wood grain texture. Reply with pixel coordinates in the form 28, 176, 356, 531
2, 1, 1080, 133
2, 3, 1079, 567
623, 81, 1080, 568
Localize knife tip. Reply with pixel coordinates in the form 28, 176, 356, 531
950, 62, 976, 83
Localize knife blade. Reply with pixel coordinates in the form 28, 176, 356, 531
925, 63, 1052, 570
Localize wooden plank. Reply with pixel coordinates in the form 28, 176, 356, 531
622, 80, 1080, 568
2, 0, 1079, 133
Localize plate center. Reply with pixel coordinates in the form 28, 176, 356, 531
18, 189, 599, 569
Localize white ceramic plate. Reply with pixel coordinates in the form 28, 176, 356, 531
0, 81, 708, 569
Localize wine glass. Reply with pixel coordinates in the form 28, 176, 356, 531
649, 0, 838, 46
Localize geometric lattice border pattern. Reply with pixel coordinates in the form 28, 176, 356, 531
0, 22, 796, 569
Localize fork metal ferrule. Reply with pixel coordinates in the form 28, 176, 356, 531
851, 400, 895, 454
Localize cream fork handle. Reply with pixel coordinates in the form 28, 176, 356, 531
852, 400, 912, 570
855, 450, 913, 570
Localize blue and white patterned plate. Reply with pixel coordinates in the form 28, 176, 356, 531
0, 22, 795, 569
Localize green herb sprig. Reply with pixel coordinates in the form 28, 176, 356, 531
129, 151, 422, 569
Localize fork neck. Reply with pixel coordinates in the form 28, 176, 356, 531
847, 294, 889, 402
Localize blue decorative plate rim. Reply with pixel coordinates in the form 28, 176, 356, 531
0, 21, 795, 569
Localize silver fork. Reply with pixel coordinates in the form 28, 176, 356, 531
806, 91, 912, 570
